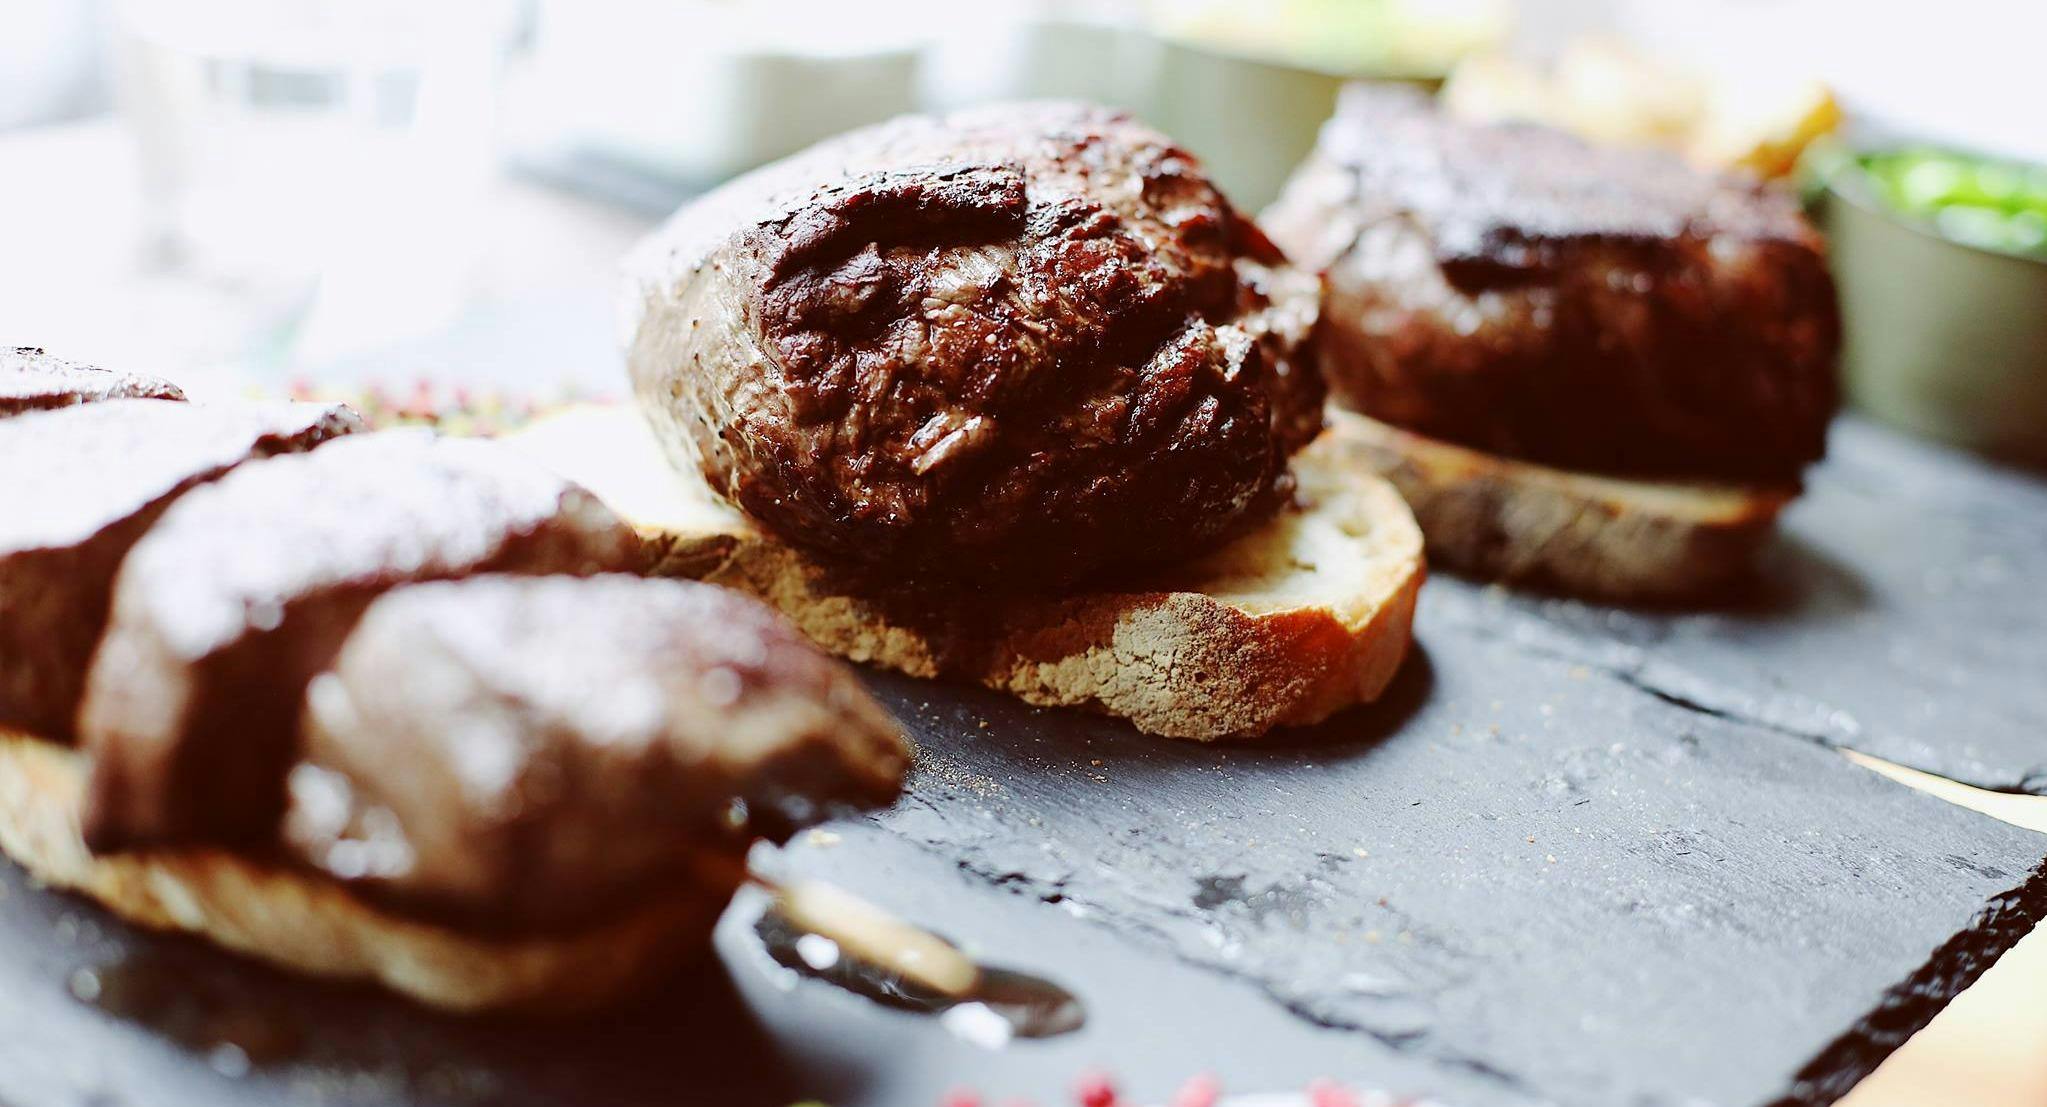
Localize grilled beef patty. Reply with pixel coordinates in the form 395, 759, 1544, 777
1263, 86, 1839, 484
628, 102, 1324, 590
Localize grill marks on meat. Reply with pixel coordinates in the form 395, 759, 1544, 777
1, 347, 186, 417
283, 575, 908, 933
1263, 86, 1839, 484
629, 102, 1324, 590
78, 431, 647, 852
0, 400, 360, 739
763, 163, 1030, 284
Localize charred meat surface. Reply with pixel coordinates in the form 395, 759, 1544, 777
1, 347, 186, 417
0, 400, 359, 740
283, 574, 908, 933
1263, 86, 1839, 484
628, 101, 1324, 590
79, 431, 646, 852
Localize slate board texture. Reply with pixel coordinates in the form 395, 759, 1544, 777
1429, 418, 2047, 796
0, 417, 2043, 1107
1, 625, 2043, 1107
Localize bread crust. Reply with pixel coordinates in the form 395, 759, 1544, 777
1321, 409, 1792, 603
0, 730, 731, 1014
508, 407, 1426, 741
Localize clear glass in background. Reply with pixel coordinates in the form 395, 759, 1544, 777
521, 0, 925, 189
111, 0, 514, 376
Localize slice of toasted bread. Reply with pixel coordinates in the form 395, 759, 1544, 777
507, 407, 1425, 741
1320, 409, 1794, 603
0, 730, 731, 1014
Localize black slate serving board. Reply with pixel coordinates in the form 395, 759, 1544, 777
0, 418, 2043, 1107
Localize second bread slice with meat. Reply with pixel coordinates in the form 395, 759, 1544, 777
509, 407, 1425, 741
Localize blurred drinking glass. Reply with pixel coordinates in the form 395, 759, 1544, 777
112, 0, 514, 371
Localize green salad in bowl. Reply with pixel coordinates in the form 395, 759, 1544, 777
1858, 149, 2047, 258
1819, 144, 2047, 467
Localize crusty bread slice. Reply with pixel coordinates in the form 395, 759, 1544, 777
0, 730, 731, 1014
1320, 409, 1795, 603
507, 407, 1425, 741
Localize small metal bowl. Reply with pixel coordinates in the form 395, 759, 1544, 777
1822, 155, 2047, 469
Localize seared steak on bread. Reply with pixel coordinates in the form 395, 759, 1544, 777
80, 431, 646, 852
0, 404, 905, 1013
1264, 86, 1841, 598
0, 399, 359, 739
621, 103, 1423, 738
1265, 86, 1838, 485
